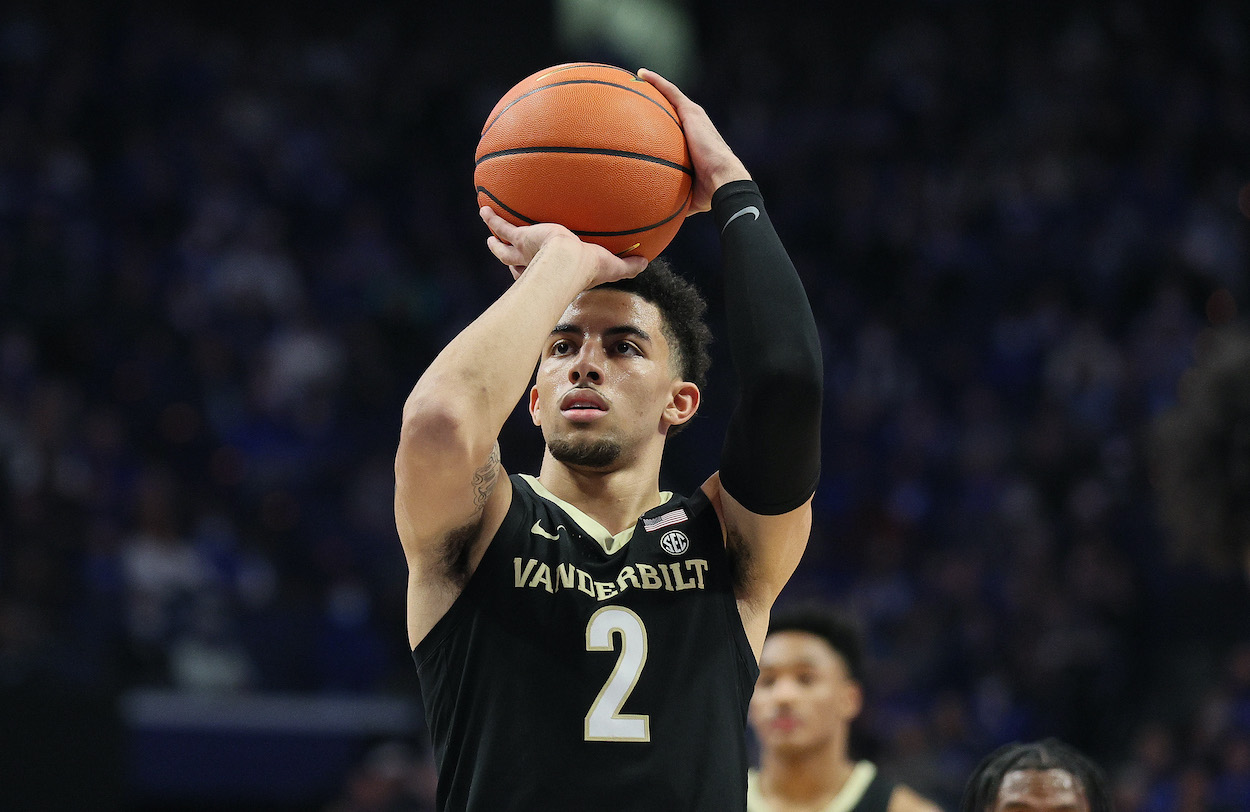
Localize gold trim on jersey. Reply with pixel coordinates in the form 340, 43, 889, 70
746, 761, 878, 812
520, 474, 673, 555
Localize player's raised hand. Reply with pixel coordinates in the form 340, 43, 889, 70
480, 206, 648, 286
638, 68, 751, 214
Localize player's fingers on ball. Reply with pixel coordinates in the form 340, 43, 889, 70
480, 206, 514, 237
638, 67, 672, 91
486, 236, 519, 264
623, 256, 649, 278
638, 68, 682, 104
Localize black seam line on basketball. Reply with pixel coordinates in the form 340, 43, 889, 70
476, 187, 692, 237
573, 193, 689, 236
476, 188, 540, 224
536, 63, 637, 82
481, 79, 681, 136
476, 146, 694, 177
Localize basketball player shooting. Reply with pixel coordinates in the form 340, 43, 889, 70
394, 68, 823, 811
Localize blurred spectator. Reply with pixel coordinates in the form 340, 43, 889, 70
324, 740, 437, 812
1150, 323, 1250, 578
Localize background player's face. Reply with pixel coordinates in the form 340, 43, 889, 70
749, 630, 862, 756
989, 768, 1089, 812
529, 288, 693, 469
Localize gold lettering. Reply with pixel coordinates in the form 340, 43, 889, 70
529, 563, 553, 593
687, 559, 709, 589
670, 562, 695, 590
515, 558, 538, 588
659, 563, 675, 591
616, 566, 641, 591
636, 564, 663, 589
557, 563, 576, 590
576, 569, 596, 597
594, 581, 619, 600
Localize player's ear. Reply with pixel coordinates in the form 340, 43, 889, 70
529, 385, 542, 426
664, 381, 700, 427
840, 679, 864, 721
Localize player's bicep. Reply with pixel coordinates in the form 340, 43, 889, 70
394, 436, 505, 562
399, 446, 512, 649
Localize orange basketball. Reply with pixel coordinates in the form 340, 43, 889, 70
475, 63, 694, 262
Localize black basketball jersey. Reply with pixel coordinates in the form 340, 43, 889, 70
854, 769, 898, 811
413, 474, 760, 812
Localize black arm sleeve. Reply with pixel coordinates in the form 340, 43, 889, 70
712, 179, 823, 515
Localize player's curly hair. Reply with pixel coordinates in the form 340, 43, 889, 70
959, 738, 1112, 812
1149, 324, 1250, 573
596, 256, 713, 402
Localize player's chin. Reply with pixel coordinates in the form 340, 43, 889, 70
547, 434, 623, 470
762, 722, 810, 746
769, 736, 815, 757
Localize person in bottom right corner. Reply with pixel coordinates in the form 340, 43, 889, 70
960, 738, 1113, 812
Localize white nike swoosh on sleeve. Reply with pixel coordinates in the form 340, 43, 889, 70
721, 206, 760, 233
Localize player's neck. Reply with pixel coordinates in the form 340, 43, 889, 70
759, 740, 857, 809
537, 452, 665, 535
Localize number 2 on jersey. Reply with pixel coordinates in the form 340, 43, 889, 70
584, 606, 650, 742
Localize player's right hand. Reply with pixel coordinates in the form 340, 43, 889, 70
480, 206, 648, 286
637, 68, 751, 215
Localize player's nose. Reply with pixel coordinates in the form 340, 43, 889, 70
770, 677, 803, 702
568, 345, 604, 384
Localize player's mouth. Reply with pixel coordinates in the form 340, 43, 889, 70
560, 388, 609, 422
769, 715, 801, 733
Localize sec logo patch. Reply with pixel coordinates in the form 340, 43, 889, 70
660, 530, 689, 556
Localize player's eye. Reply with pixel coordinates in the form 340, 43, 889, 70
614, 341, 639, 356
552, 339, 573, 355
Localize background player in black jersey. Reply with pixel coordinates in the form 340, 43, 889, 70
747, 606, 943, 812
959, 738, 1112, 812
394, 68, 822, 811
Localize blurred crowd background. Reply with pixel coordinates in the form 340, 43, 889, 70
2, 1, 1249, 810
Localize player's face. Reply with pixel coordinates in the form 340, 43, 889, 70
989, 769, 1089, 812
749, 631, 862, 756
529, 288, 696, 469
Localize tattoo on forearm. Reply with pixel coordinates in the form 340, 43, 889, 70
472, 443, 501, 510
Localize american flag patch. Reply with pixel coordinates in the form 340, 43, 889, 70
643, 508, 687, 532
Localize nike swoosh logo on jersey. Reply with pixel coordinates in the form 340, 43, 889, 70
531, 521, 563, 540
721, 205, 760, 233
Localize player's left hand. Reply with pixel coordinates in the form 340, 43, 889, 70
638, 68, 751, 214
480, 206, 647, 285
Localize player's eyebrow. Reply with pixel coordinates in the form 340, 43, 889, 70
551, 324, 653, 344
605, 325, 652, 344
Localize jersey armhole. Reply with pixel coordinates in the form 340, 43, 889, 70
689, 487, 762, 687
411, 476, 532, 667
